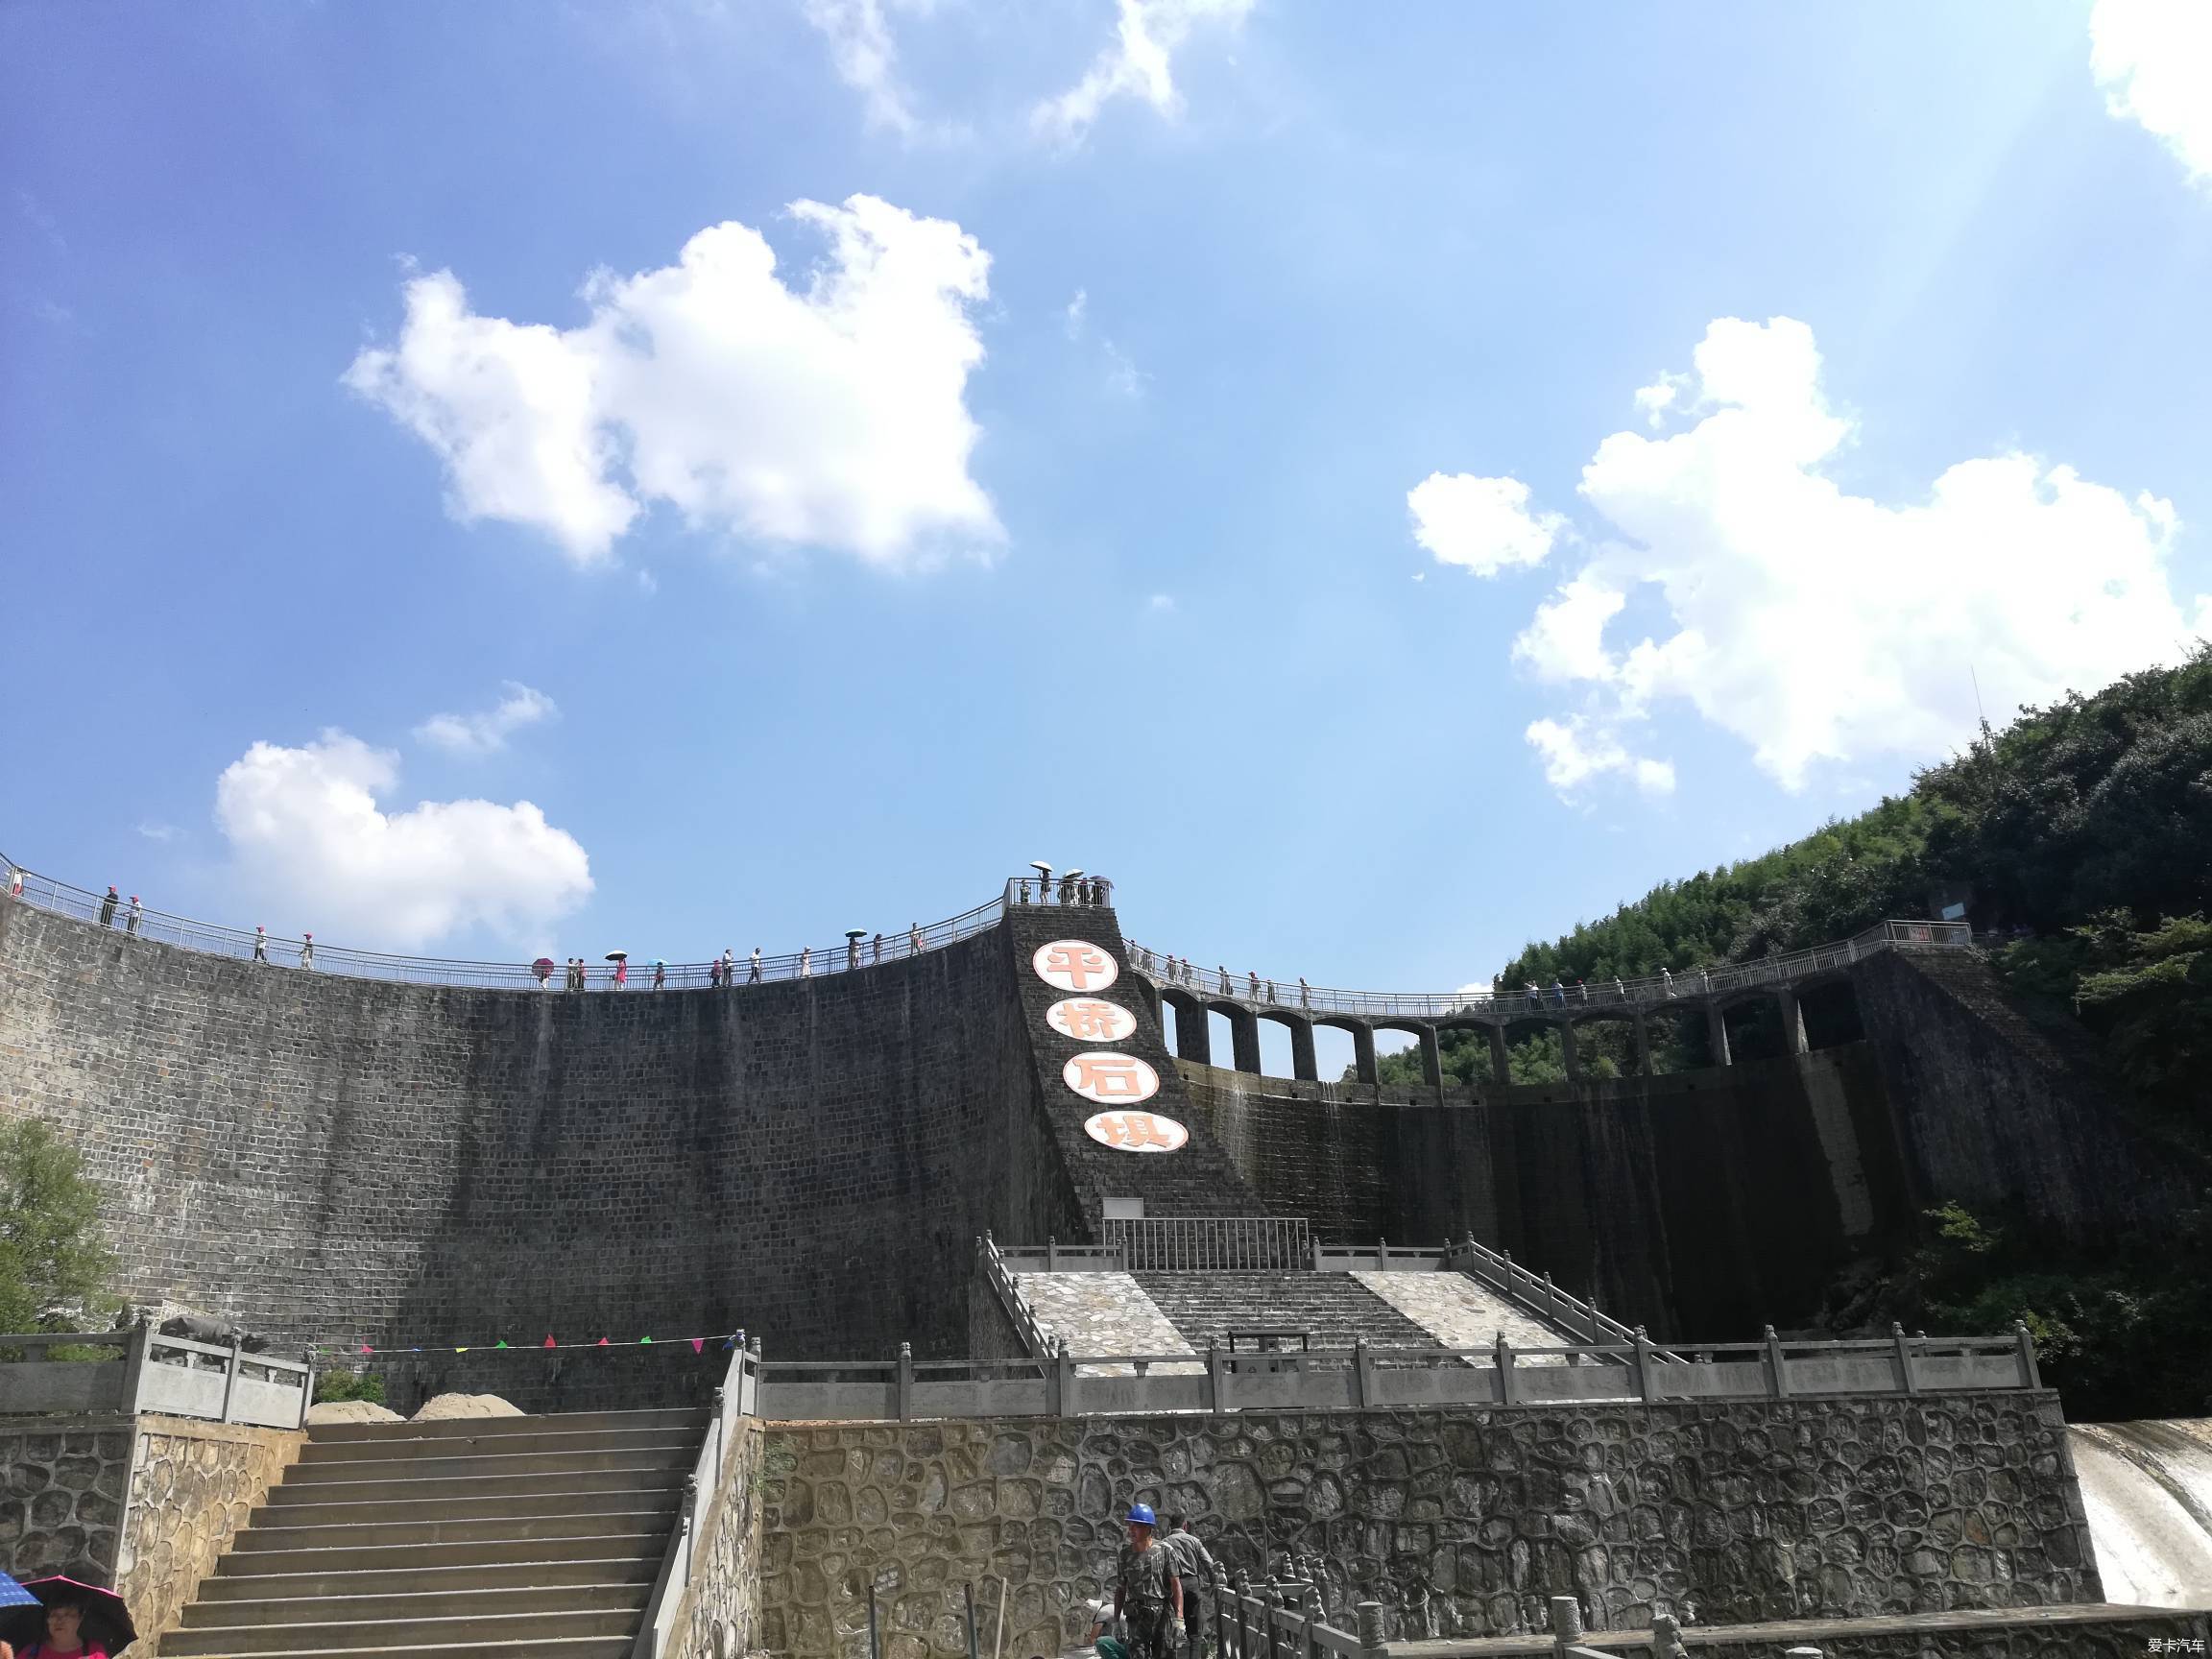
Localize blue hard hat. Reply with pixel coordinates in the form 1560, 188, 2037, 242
1126, 1503, 1157, 1526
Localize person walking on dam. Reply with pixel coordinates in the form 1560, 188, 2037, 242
1114, 1503, 1182, 1659
252, 926, 268, 964
749, 947, 762, 983
99, 885, 118, 926
1162, 1513, 1220, 1659
299, 932, 314, 971
126, 895, 141, 938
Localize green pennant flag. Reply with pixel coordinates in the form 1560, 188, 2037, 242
494, 1339, 510, 1349
455, 1346, 469, 1354
639, 1335, 654, 1345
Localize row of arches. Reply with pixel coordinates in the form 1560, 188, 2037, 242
1134, 972, 1866, 1086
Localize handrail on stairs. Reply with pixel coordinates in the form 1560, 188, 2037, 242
631, 1334, 759, 1658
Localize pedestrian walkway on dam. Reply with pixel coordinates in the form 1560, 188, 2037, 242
1128, 918, 1971, 1084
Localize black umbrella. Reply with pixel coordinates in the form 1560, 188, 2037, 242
3, 1575, 136, 1652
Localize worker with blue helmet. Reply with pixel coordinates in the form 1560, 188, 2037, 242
1113, 1502, 1183, 1659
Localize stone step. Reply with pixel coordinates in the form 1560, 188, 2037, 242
267, 1465, 685, 1506
307, 1408, 708, 1444
1132, 1271, 1441, 1353
300, 1427, 698, 1464
213, 1533, 668, 1579
284, 1445, 696, 1483
230, 1511, 673, 1553
252, 1486, 684, 1528
197, 1558, 660, 1603
162, 1609, 635, 1657
180, 1581, 649, 1629
170, 1642, 628, 1659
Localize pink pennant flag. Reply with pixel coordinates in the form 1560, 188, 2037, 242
597, 1337, 610, 1346
691, 1337, 705, 1355
358, 1343, 373, 1355
542, 1334, 557, 1348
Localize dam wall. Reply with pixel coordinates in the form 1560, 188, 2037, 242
1175, 1045, 1901, 1342
0, 898, 1088, 1361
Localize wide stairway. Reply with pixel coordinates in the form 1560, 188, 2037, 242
161, 1407, 705, 1658
1132, 1271, 1439, 1353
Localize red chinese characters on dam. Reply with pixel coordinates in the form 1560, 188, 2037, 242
1083, 1110, 1190, 1153
1033, 940, 1118, 994
1046, 998, 1138, 1043
1062, 1050, 1160, 1104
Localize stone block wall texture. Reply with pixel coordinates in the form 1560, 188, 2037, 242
0, 901, 1092, 1365
0, 1413, 132, 1586
1176, 1046, 1904, 1343
670, 1417, 767, 1659
118, 1415, 304, 1654
754, 1392, 2103, 1659
1852, 948, 2200, 1247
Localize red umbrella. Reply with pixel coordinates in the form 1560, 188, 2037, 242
5, 1575, 136, 1652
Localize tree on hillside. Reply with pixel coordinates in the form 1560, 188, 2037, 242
0, 1120, 116, 1333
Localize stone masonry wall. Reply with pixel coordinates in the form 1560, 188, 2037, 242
0, 1413, 132, 1586
119, 1415, 304, 1654
1176, 1046, 1907, 1343
0, 901, 1088, 1366
671, 1417, 767, 1659
754, 1391, 2102, 1659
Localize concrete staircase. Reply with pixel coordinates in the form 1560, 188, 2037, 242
159, 1407, 706, 1658
1131, 1271, 1438, 1353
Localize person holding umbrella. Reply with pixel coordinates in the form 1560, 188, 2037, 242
4, 1574, 135, 1655
607, 950, 629, 989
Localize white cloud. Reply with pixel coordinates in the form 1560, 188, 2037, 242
1407, 472, 1565, 577
1033, 0, 1255, 143
1525, 717, 1676, 798
1513, 574, 1625, 683
346, 195, 1000, 568
2091, 0, 2212, 185
1631, 372, 1687, 428
1064, 288, 1089, 340
134, 821, 180, 843
1441, 316, 2208, 797
1147, 592, 1175, 612
214, 732, 592, 950
414, 683, 559, 757
804, 0, 921, 136
1063, 286, 1145, 397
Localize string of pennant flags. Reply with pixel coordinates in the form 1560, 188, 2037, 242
311, 1331, 747, 1359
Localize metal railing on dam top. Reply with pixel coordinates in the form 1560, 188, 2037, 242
2, 846, 1966, 1007
0, 856, 1098, 992
1125, 918, 1974, 1022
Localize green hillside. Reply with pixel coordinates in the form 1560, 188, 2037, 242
1377, 645, 2212, 1418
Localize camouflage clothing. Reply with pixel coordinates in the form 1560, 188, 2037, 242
1118, 1541, 1179, 1659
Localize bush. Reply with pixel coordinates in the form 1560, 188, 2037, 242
0, 1119, 116, 1334
313, 1369, 387, 1406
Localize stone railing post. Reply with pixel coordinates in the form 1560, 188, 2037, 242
1494, 1332, 1516, 1407
1208, 1338, 1227, 1414
1548, 1596, 1582, 1655
121, 1320, 153, 1416
1355, 1601, 1386, 1659
1047, 1235, 1059, 1272
1377, 1238, 1389, 1269
1649, 1611, 1689, 1658
1763, 1325, 1791, 1400
1352, 1336, 1374, 1408
896, 1342, 914, 1420
1633, 1327, 1656, 1405
1891, 1323, 1918, 1396
2014, 1321, 2041, 1388
1310, 1234, 1324, 1271
219, 1335, 243, 1424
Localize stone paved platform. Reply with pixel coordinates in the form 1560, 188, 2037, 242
1010, 1271, 1202, 1374
1386, 1601, 2209, 1655
1354, 1269, 1574, 1359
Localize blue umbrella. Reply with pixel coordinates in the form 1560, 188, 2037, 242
0, 1573, 35, 1608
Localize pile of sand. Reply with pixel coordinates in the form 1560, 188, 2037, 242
304, 1398, 404, 1425
411, 1392, 525, 1421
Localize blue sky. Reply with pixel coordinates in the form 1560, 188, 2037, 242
6, 1, 2209, 1035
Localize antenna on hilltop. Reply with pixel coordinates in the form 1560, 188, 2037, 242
1969, 665, 1993, 749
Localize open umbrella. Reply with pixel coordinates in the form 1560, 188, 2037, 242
605, 950, 629, 961
3, 1575, 136, 1652
0, 1574, 36, 1611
